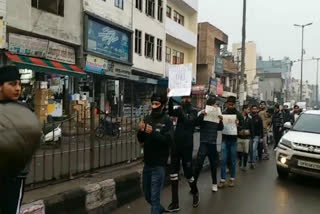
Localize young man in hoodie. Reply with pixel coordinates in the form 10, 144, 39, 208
237, 105, 253, 171
137, 92, 173, 214
249, 105, 264, 169
0, 65, 41, 214
272, 104, 284, 149
167, 94, 199, 212
194, 96, 223, 193
218, 96, 243, 188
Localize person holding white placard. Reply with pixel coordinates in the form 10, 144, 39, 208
218, 96, 243, 188
194, 96, 224, 193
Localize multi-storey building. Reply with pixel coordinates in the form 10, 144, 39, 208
165, 0, 198, 82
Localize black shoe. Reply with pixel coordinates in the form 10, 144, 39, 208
167, 203, 180, 212
193, 193, 200, 208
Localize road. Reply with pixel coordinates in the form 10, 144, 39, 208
110, 151, 320, 214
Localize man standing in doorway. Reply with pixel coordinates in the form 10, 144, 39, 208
272, 104, 284, 149
167, 94, 199, 212
137, 92, 173, 214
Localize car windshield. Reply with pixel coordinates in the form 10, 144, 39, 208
292, 114, 320, 134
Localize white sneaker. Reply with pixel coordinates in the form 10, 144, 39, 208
212, 184, 218, 192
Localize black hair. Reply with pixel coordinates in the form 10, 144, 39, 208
151, 92, 168, 105
251, 104, 258, 109
242, 105, 249, 110
207, 96, 216, 106
294, 105, 299, 109
260, 101, 266, 105
274, 104, 280, 109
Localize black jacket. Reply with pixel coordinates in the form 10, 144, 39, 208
272, 111, 284, 130
290, 112, 301, 124
197, 113, 224, 144
137, 112, 173, 167
238, 114, 253, 140
250, 113, 264, 138
168, 98, 197, 146
282, 110, 291, 123
222, 108, 244, 141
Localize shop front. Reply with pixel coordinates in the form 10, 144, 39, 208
5, 33, 85, 125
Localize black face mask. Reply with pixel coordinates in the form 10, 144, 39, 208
151, 106, 163, 117
183, 101, 192, 109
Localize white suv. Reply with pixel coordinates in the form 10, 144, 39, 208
276, 110, 320, 179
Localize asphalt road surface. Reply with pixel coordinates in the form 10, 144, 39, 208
110, 151, 320, 214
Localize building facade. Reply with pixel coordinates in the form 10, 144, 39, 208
165, 0, 198, 82
257, 72, 285, 104
232, 41, 257, 97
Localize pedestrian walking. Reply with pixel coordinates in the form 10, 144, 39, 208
282, 105, 291, 123
272, 104, 284, 149
218, 96, 243, 188
249, 105, 264, 169
258, 101, 272, 160
167, 94, 199, 212
237, 105, 252, 171
290, 105, 301, 124
0, 65, 42, 214
193, 96, 224, 193
137, 92, 173, 214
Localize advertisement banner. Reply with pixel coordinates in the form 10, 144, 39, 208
87, 18, 130, 63
46, 41, 76, 64
168, 64, 192, 97
209, 77, 217, 95
214, 56, 224, 74
9, 33, 48, 58
85, 54, 110, 75
217, 84, 224, 95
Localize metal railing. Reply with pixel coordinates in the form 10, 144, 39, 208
25, 104, 144, 190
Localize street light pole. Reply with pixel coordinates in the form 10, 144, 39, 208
294, 22, 313, 101
240, 0, 246, 106
316, 58, 319, 107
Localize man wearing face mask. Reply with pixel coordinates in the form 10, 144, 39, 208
167, 94, 199, 212
137, 92, 173, 214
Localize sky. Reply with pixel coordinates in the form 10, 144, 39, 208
199, 0, 320, 84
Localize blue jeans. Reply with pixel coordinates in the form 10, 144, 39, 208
250, 137, 259, 164
221, 138, 237, 180
142, 165, 166, 214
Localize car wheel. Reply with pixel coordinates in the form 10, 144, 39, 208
277, 166, 289, 179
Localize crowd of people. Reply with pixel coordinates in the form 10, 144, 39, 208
137, 91, 303, 214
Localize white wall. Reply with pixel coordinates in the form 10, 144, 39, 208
83, 0, 133, 30
7, 0, 82, 45
132, 0, 166, 76
166, 17, 196, 48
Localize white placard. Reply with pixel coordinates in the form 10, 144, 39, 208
204, 105, 222, 123
168, 64, 192, 97
222, 114, 237, 135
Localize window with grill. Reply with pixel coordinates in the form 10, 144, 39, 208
146, 0, 155, 17
115, 0, 124, 9
166, 47, 171, 63
157, 0, 163, 22
136, 0, 142, 11
166, 6, 172, 18
156, 39, 162, 61
172, 50, 184, 64
145, 34, 154, 59
32, 0, 64, 16
135, 30, 142, 55
173, 10, 184, 26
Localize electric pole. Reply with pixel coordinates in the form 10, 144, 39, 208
240, 0, 246, 106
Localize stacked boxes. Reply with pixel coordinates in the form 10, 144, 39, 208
34, 89, 49, 125
71, 100, 91, 123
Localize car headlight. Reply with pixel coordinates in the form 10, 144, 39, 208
280, 139, 292, 148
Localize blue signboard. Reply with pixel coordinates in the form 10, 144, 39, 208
87, 18, 130, 63
214, 56, 224, 74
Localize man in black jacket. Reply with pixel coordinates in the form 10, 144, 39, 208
167, 94, 199, 212
282, 105, 291, 123
237, 105, 253, 171
194, 96, 223, 193
250, 105, 264, 168
218, 96, 243, 188
272, 104, 284, 149
0, 65, 41, 214
137, 92, 173, 214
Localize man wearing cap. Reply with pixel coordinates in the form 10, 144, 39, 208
137, 92, 173, 214
167, 94, 199, 212
0, 65, 42, 214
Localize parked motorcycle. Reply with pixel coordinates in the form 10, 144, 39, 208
95, 111, 121, 138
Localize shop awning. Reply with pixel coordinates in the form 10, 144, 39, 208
5, 52, 85, 78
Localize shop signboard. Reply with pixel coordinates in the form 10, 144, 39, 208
209, 77, 217, 95
46, 41, 76, 64
8, 33, 48, 58
85, 54, 110, 75
192, 85, 206, 95
214, 56, 224, 74
217, 83, 224, 95
86, 18, 130, 63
